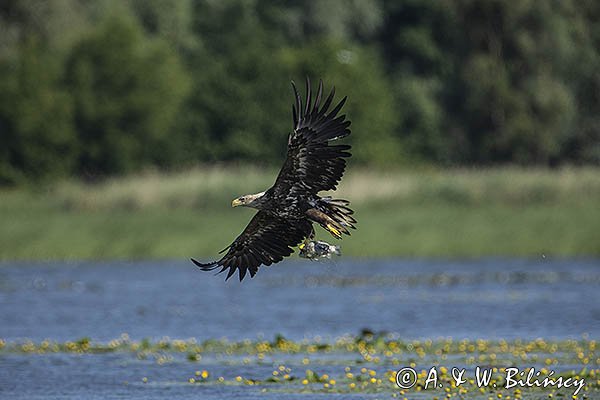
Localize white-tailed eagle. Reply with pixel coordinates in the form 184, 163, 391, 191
192, 78, 356, 281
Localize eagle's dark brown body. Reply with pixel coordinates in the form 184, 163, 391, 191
192, 78, 356, 281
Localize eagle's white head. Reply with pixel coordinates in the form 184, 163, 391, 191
231, 191, 266, 209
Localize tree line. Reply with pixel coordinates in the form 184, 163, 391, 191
1, 0, 599, 184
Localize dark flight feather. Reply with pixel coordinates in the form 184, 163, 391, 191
192, 211, 312, 281
272, 80, 351, 198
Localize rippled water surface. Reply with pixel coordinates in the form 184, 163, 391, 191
1, 258, 599, 399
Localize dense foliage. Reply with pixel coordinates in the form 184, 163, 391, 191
1, 0, 599, 183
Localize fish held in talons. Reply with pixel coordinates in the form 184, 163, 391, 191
298, 240, 341, 260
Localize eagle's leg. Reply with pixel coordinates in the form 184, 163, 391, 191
299, 225, 316, 250
305, 208, 347, 239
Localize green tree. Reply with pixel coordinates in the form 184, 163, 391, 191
127, 0, 199, 53
65, 14, 189, 175
447, 0, 577, 164
561, 1, 600, 164
378, 0, 454, 163
0, 38, 75, 184
379, 0, 587, 165
258, 0, 384, 43
177, 0, 292, 164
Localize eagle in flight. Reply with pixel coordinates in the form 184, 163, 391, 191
192, 78, 356, 281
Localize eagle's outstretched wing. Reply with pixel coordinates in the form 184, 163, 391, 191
271, 78, 352, 199
191, 211, 312, 281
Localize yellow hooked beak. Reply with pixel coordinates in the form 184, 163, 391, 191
231, 198, 243, 207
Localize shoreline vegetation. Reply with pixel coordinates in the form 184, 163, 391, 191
1, 334, 598, 397
1, 166, 599, 260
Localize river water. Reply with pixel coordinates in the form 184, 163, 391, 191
1, 258, 598, 399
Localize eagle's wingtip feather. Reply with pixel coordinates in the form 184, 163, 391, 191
191, 258, 219, 271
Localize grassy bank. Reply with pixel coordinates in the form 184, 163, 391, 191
1, 166, 599, 260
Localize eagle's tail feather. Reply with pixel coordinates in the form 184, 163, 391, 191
318, 197, 356, 231
306, 197, 356, 239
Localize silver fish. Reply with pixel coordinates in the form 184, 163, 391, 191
298, 240, 341, 260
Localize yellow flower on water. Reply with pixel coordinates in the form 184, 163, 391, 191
201, 370, 209, 379
349, 382, 356, 389
188, 378, 195, 384
302, 379, 308, 385
329, 379, 336, 385
235, 376, 242, 382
